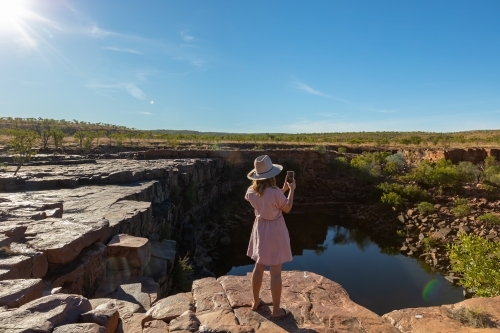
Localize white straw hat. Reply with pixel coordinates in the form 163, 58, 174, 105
247, 155, 283, 180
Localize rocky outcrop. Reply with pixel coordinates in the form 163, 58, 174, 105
0, 278, 43, 308
383, 295, 500, 332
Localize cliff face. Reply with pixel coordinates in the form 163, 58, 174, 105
401, 148, 500, 165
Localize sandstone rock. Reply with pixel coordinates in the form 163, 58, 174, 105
0, 278, 43, 308
90, 298, 141, 320
220, 271, 399, 332
106, 234, 151, 277
432, 227, 452, 240
192, 277, 232, 313
24, 217, 110, 264
169, 311, 200, 332
119, 313, 145, 333
53, 323, 107, 333
383, 296, 500, 332
0, 254, 32, 280
196, 309, 238, 331
44, 243, 106, 297
9, 242, 49, 278
0, 294, 92, 332
109, 282, 151, 312
80, 302, 119, 333
143, 319, 168, 333
143, 292, 194, 324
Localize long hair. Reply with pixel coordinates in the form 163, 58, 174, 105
251, 177, 277, 196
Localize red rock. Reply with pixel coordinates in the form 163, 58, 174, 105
119, 313, 145, 333
192, 277, 232, 314
89, 298, 142, 320
0, 254, 32, 280
0, 278, 43, 308
143, 319, 168, 333
383, 295, 500, 333
168, 311, 200, 332
53, 323, 107, 333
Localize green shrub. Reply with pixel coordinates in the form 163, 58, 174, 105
377, 182, 430, 203
457, 161, 482, 183
337, 147, 347, 154
401, 159, 469, 191
452, 204, 471, 218
447, 307, 492, 328
422, 236, 439, 251
447, 234, 500, 297
314, 145, 326, 154
417, 201, 435, 215
329, 157, 350, 175
381, 192, 407, 207
477, 213, 500, 225
8, 129, 38, 175
383, 161, 400, 175
171, 253, 194, 293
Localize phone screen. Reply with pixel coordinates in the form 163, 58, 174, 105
287, 171, 294, 182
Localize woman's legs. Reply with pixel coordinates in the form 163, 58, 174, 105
269, 264, 285, 317
251, 263, 265, 310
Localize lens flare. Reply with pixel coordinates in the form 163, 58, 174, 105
422, 279, 440, 301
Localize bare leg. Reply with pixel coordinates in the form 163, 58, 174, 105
270, 264, 284, 317
251, 263, 265, 310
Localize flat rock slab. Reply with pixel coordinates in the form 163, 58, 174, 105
53, 323, 107, 333
192, 277, 232, 313
383, 295, 500, 332
144, 292, 195, 323
216, 271, 400, 332
24, 217, 110, 264
106, 234, 151, 277
0, 294, 91, 333
0, 278, 42, 308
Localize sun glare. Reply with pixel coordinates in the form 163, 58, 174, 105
0, 0, 27, 30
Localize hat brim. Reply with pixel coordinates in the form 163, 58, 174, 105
247, 164, 283, 180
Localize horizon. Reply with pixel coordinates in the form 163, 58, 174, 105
1, 1, 499, 133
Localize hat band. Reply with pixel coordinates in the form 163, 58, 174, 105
256, 166, 273, 175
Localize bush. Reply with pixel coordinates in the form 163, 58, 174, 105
452, 204, 471, 218
171, 253, 194, 293
337, 147, 347, 154
314, 145, 327, 154
417, 201, 435, 215
422, 236, 439, 251
377, 182, 430, 203
8, 129, 38, 175
477, 213, 500, 225
329, 157, 350, 175
381, 192, 407, 207
401, 159, 469, 191
447, 234, 500, 297
448, 307, 493, 328
386, 152, 406, 169
457, 161, 482, 183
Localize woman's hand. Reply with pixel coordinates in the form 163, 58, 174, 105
288, 180, 296, 191
282, 181, 290, 193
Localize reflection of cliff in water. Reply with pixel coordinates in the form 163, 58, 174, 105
213, 212, 400, 276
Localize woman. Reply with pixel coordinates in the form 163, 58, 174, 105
245, 155, 296, 320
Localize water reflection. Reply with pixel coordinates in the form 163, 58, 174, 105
215, 212, 464, 315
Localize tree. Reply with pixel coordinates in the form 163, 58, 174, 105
8, 129, 38, 175
73, 131, 86, 149
51, 129, 65, 149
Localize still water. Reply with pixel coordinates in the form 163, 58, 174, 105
215, 212, 464, 315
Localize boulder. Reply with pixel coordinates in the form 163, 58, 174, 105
106, 234, 151, 277
109, 283, 151, 312
0, 254, 32, 280
80, 302, 119, 333
9, 242, 48, 278
0, 294, 92, 332
192, 277, 232, 314
0, 278, 43, 308
53, 323, 107, 333
89, 298, 142, 320
143, 319, 168, 333
143, 292, 194, 324
169, 311, 200, 332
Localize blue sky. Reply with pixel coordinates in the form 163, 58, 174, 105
0, 0, 499, 133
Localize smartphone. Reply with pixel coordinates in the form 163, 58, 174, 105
286, 171, 294, 183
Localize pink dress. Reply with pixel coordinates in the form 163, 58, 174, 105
245, 186, 293, 266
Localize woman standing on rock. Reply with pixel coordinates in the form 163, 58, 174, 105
245, 155, 296, 320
